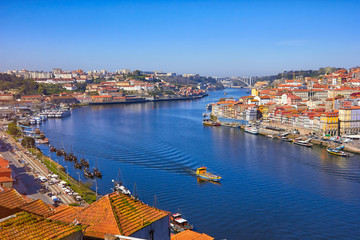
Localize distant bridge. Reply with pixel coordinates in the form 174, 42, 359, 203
237, 77, 253, 87
218, 76, 254, 87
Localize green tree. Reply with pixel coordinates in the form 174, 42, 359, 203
21, 137, 35, 148
8, 123, 20, 136
132, 70, 141, 76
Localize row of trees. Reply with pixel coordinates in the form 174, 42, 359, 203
0, 73, 41, 95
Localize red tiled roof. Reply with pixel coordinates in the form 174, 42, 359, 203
0, 177, 13, 183
171, 230, 214, 240
92, 95, 112, 98
19, 199, 54, 217
0, 168, 12, 173
0, 212, 85, 240
0, 158, 9, 166
49, 192, 169, 238
0, 189, 32, 209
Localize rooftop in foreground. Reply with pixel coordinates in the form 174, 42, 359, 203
0, 211, 85, 240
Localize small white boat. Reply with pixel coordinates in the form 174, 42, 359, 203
113, 180, 131, 195
244, 126, 259, 134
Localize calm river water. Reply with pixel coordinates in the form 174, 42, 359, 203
38, 88, 360, 239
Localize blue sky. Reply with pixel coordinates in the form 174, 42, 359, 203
1, 0, 359, 76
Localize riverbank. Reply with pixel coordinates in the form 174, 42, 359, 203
89, 93, 208, 105
1, 129, 97, 204
30, 147, 97, 204
217, 120, 360, 154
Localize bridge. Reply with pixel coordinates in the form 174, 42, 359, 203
219, 77, 254, 87
237, 77, 253, 87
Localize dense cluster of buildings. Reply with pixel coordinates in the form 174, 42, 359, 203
4, 68, 201, 83
211, 67, 360, 137
1, 68, 214, 105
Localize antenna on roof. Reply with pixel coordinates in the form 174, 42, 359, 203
133, 183, 138, 200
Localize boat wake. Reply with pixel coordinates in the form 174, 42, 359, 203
68, 135, 198, 175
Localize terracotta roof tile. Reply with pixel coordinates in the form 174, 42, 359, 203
0, 177, 13, 183
49, 192, 170, 238
19, 199, 54, 217
0, 189, 33, 209
0, 212, 85, 240
171, 230, 214, 240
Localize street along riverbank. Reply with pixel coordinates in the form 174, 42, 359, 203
1, 129, 97, 205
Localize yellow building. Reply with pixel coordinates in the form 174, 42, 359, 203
320, 111, 338, 136
339, 106, 360, 135
251, 88, 259, 96
339, 108, 351, 135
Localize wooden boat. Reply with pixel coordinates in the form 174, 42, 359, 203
83, 168, 94, 178
74, 162, 82, 169
170, 213, 194, 233
80, 158, 89, 168
326, 148, 351, 157
56, 149, 63, 156
293, 140, 313, 147
278, 136, 293, 142
64, 154, 72, 161
50, 146, 56, 152
93, 158, 102, 178
196, 167, 221, 182
202, 119, 220, 126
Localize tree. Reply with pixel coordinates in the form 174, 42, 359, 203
21, 137, 35, 148
8, 123, 20, 136
132, 70, 141, 76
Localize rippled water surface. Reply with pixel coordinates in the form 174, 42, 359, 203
38, 89, 360, 239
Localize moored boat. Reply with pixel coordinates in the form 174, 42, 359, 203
244, 126, 259, 134
196, 167, 221, 182
278, 136, 293, 142
93, 168, 102, 178
293, 140, 313, 147
170, 213, 194, 233
113, 180, 131, 195
326, 147, 351, 157
83, 168, 94, 178
202, 119, 220, 126
93, 158, 102, 178
74, 162, 82, 169
80, 158, 89, 168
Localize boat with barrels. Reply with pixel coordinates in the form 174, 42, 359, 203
80, 158, 89, 168
84, 168, 94, 178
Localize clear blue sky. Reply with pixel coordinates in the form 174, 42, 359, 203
1, 0, 359, 76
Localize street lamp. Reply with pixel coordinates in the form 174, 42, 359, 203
65, 165, 69, 180
76, 172, 80, 187
93, 178, 98, 199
